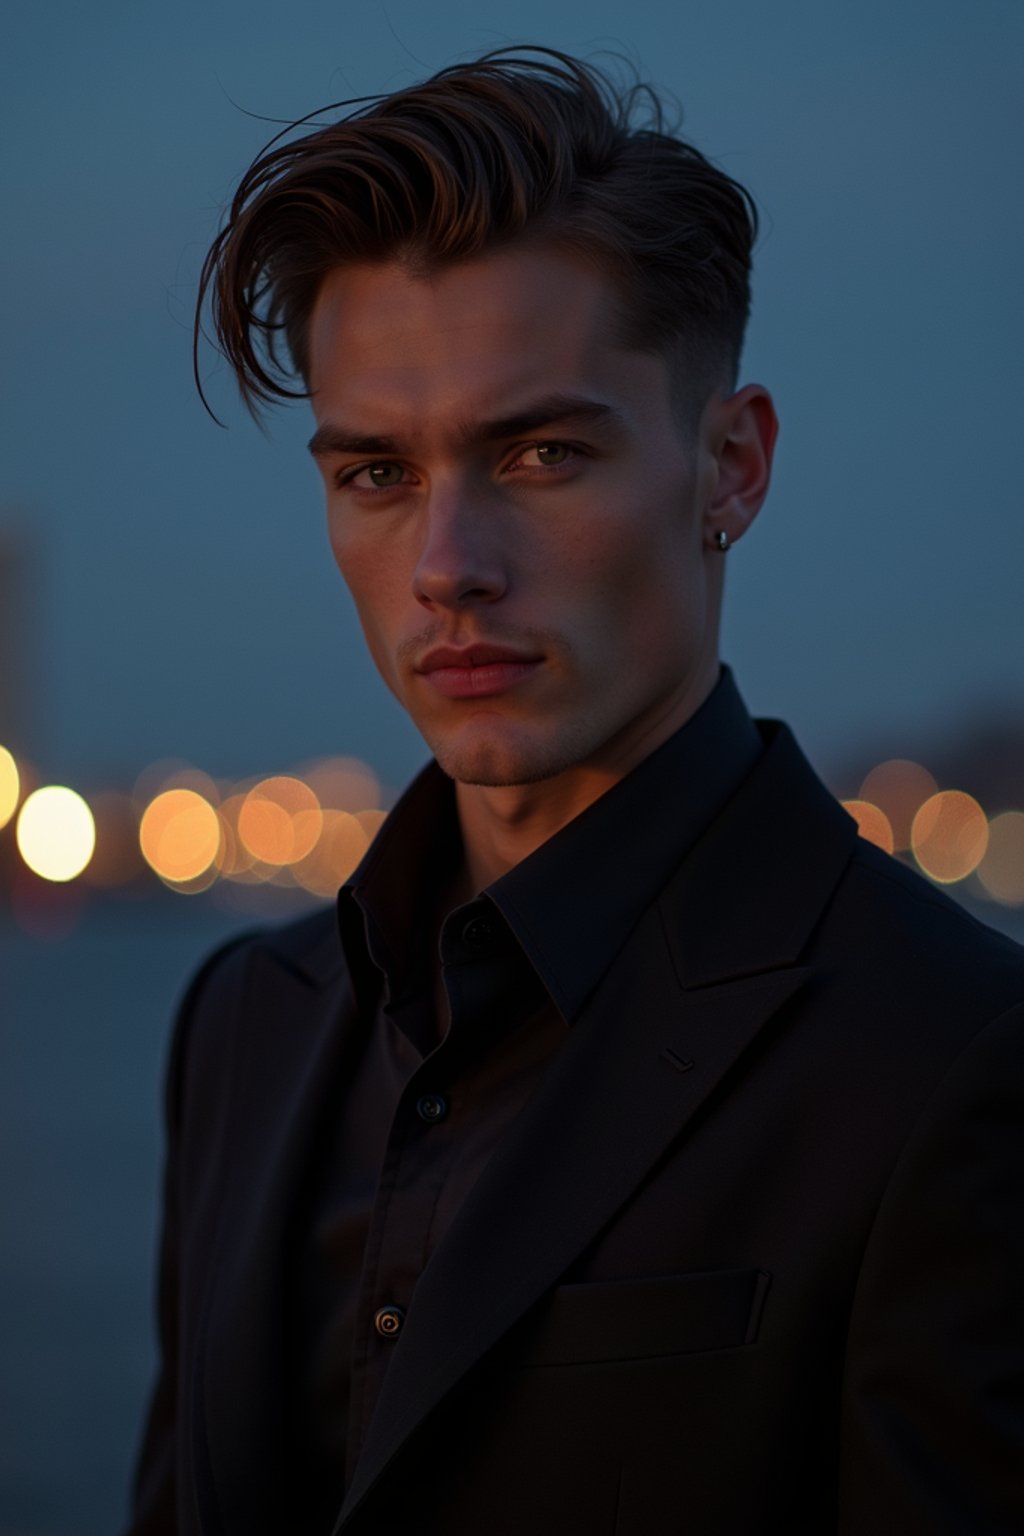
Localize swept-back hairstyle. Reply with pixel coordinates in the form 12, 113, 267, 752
196, 46, 758, 419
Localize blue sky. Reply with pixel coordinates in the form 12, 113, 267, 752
3, 0, 1022, 793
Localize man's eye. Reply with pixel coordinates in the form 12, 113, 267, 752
520, 442, 572, 468
343, 462, 406, 490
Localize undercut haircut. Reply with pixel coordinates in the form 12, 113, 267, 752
196, 46, 759, 421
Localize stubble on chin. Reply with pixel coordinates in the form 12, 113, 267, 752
425, 716, 598, 788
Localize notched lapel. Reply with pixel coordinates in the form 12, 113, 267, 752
663, 721, 859, 989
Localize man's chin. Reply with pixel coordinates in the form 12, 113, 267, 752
428, 725, 584, 789
434, 749, 557, 789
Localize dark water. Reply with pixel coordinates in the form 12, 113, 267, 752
0, 902, 258, 1536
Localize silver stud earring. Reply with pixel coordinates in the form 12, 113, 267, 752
714, 529, 731, 553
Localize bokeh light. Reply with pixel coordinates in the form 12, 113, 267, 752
291, 810, 370, 896
139, 789, 221, 885
858, 759, 939, 851
354, 808, 387, 843
217, 793, 271, 882
977, 811, 1024, 905
841, 799, 895, 853
0, 744, 20, 829
911, 790, 989, 883
237, 776, 322, 866
16, 785, 96, 882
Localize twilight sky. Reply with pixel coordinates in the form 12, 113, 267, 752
2, 0, 1022, 796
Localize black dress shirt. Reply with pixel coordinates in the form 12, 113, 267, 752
283, 667, 762, 1530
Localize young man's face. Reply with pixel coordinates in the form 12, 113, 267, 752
308, 244, 741, 789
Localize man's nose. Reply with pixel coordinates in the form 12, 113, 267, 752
412, 488, 508, 610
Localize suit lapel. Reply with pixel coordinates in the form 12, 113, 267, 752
337, 725, 858, 1528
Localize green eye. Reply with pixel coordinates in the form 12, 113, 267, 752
366, 462, 404, 487
534, 443, 570, 466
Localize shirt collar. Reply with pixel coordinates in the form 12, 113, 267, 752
487, 666, 762, 1019
336, 752, 459, 1013
338, 666, 762, 1023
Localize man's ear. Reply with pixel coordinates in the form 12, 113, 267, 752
703, 383, 778, 548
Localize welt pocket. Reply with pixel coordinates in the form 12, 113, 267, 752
518, 1266, 772, 1367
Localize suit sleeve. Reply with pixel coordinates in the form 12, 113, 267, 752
838, 1000, 1024, 1532
121, 935, 255, 1536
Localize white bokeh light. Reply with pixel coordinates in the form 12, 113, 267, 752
16, 785, 96, 882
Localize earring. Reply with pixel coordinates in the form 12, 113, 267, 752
714, 529, 731, 553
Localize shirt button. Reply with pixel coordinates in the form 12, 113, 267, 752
417, 1093, 448, 1123
374, 1306, 405, 1339
462, 915, 495, 947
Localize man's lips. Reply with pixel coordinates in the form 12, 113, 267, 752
418, 644, 542, 672
416, 644, 544, 699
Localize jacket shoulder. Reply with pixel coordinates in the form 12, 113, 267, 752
823, 836, 1024, 1020
186, 903, 343, 998
163, 904, 345, 1129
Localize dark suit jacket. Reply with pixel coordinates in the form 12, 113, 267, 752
126, 722, 1024, 1535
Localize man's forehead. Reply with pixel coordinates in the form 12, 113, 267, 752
305, 250, 684, 449
310, 277, 675, 436
308, 249, 632, 380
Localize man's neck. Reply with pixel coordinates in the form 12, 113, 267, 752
452, 675, 720, 891
454, 764, 625, 892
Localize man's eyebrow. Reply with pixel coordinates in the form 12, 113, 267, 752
306, 395, 627, 459
465, 394, 627, 445
307, 426, 400, 458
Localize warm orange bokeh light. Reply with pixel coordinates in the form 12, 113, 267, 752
977, 811, 1024, 906
216, 794, 270, 882
237, 776, 322, 865
238, 795, 293, 865
291, 810, 370, 897
216, 795, 250, 875
0, 745, 20, 829
841, 799, 895, 854
354, 808, 387, 843
16, 785, 96, 882
911, 790, 989, 884
139, 789, 222, 884
858, 759, 938, 851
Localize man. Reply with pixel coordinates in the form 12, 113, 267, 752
127, 47, 1024, 1535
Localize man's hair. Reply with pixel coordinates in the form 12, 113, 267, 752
196, 46, 758, 419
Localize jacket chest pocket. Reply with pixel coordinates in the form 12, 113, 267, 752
519, 1266, 772, 1367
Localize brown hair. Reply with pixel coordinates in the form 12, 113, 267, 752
196, 46, 758, 419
